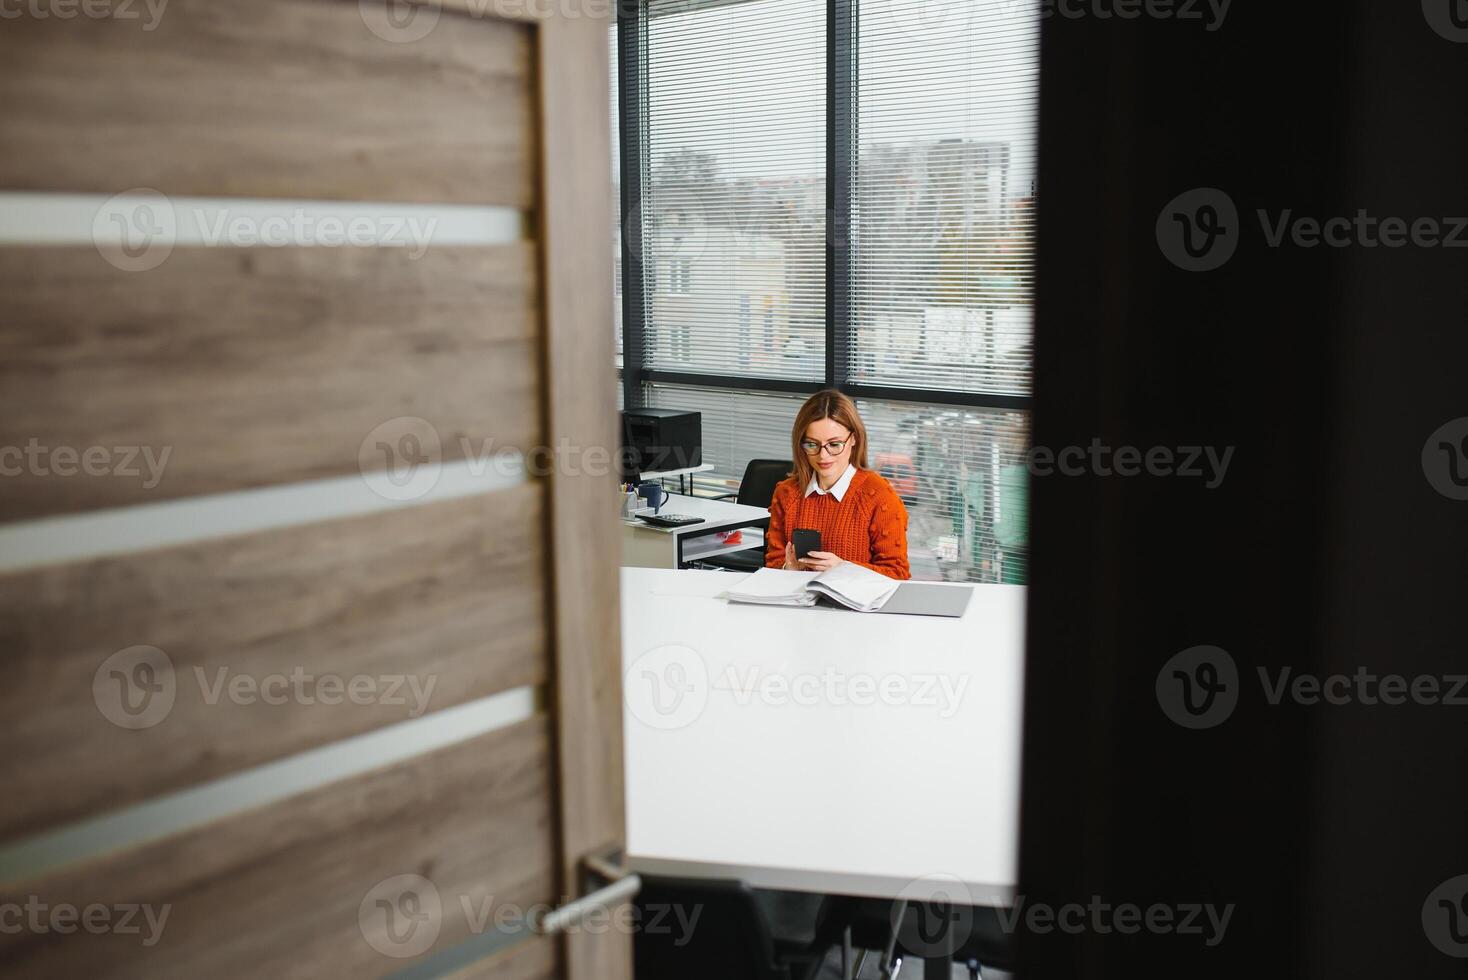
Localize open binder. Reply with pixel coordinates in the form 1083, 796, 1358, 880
723, 566, 973, 618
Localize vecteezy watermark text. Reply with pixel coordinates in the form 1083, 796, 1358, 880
1158, 188, 1468, 271
624, 645, 972, 731
0, 897, 170, 947
889, 875, 1234, 954
1026, 441, 1234, 488
879, 0, 1231, 39
0, 0, 168, 29
1157, 645, 1468, 729
1031, 0, 1231, 30
359, 416, 711, 502
93, 189, 439, 272
720, 665, 970, 717
995, 895, 1234, 946
358, 874, 698, 959
0, 440, 171, 488
93, 647, 438, 730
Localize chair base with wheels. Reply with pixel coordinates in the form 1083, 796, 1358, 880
807, 895, 1015, 980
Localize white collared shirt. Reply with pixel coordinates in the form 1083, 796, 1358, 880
805, 463, 857, 502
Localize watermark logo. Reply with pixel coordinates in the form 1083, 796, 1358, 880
1156, 645, 1238, 730
359, 874, 443, 959
93, 189, 176, 273
890, 875, 979, 958
360, 0, 440, 43
1423, 875, 1468, 957
1422, 417, 1468, 500
1423, 0, 1468, 42
360, 417, 443, 501
1156, 188, 1239, 272
93, 646, 176, 730
625, 644, 709, 731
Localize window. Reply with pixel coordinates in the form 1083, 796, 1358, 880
618, 0, 1038, 583
850, 0, 1037, 398
631, 0, 827, 382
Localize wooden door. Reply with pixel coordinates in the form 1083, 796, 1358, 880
0, 1, 626, 977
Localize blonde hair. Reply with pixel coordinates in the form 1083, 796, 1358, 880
790, 389, 869, 490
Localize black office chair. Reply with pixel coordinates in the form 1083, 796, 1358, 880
633, 877, 822, 980
699, 458, 791, 573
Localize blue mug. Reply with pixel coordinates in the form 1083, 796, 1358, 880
637, 482, 665, 514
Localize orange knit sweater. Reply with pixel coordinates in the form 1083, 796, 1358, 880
764, 468, 912, 580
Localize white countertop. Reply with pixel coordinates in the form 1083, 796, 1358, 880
620, 567, 1026, 904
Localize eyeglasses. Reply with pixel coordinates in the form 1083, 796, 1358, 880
800, 438, 850, 456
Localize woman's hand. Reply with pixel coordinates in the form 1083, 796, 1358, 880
799, 550, 846, 572
782, 542, 802, 571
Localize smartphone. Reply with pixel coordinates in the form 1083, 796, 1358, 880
792, 528, 822, 560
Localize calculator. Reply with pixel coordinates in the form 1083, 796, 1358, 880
637, 513, 706, 529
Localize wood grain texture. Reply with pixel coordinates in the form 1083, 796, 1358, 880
439, 0, 613, 21
536, 14, 630, 980
444, 936, 560, 980
0, 0, 534, 205
0, 719, 557, 980
0, 244, 539, 521
0, 484, 546, 844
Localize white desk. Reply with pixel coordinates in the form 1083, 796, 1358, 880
620, 567, 1026, 907
621, 493, 770, 569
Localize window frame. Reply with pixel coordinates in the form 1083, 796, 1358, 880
616, 0, 1035, 414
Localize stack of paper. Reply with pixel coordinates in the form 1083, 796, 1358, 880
805, 562, 901, 612
723, 564, 903, 613
724, 568, 819, 606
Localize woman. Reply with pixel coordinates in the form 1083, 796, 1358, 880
764, 390, 911, 580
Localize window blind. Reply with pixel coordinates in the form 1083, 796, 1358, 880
848, 0, 1040, 397
857, 398, 1030, 583
636, 0, 827, 382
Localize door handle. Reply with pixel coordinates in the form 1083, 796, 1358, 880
529, 848, 642, 936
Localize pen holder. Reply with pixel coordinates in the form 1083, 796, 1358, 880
637, 482, 665, 514
621, 489, 640, 518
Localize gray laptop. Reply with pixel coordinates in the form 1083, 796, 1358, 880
814, 582, 974, 618
876, 582, 974, 618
